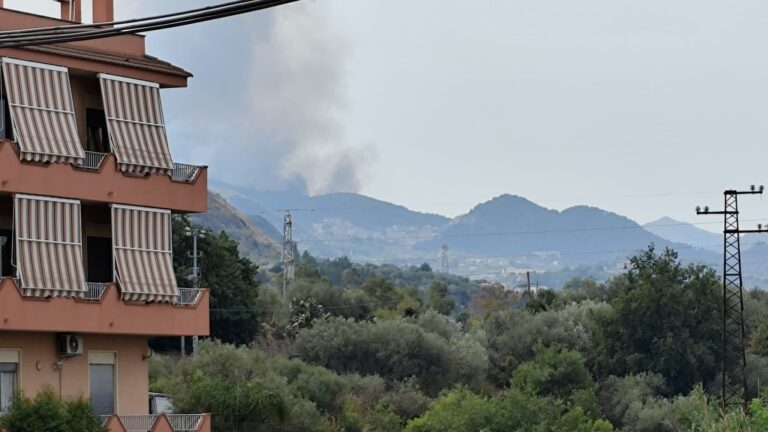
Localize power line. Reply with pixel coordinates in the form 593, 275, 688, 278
0, 0, 299, 48
290, 218, 755, 245
360, 242, 724, 265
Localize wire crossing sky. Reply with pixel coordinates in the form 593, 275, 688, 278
11, 0, 768, 230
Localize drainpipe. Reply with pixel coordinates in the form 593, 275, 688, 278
53, 361, 63, 398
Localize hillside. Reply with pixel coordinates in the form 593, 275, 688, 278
417, 195, 715, 266
210, 181, 449, 261
203, 185, 721, 279
643, 217, 721, 253
191, 191, 281, 263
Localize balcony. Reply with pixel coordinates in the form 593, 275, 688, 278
78, 151, 108, 171
102, 414, 212, 432
0, 140, 207, 213
0, 278, 209, 337
171, 163, 202, 183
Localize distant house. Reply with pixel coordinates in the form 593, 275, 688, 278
0, 2, 210, 431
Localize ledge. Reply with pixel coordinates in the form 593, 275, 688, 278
0, 141, 207, 213
0, 279, 209, 337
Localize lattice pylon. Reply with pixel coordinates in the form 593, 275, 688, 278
720, 192, 747, 410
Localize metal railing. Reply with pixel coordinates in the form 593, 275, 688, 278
79, 151, 108, 170
119, 414, 158, 432
175, 288, 203, 306
99, 415, 111, 426
167, 414, 205, 431
84, 282, 109, 301
171, 163, 201, 182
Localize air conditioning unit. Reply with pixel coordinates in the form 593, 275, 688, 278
57, 334, 83, 357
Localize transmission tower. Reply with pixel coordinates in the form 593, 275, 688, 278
441, 244, 449, 273
281, 211, 295, 299
697, 185, 767, 410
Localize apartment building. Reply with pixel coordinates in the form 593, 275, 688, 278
0, 1, 211, 431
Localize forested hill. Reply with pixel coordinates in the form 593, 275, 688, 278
191, 191, 281, 263
208, 183, 719, 270
418, 195, 715, 265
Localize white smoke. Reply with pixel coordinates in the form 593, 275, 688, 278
116, 0, 370, 194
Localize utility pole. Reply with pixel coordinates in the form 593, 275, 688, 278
441, 244, 449, 273
526, 271, 531, 294
184, 226, 208, 355
697, 185, 767, 410
281, 211, 295, 299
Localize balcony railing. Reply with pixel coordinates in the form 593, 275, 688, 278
78, 151, 108, 170
84, 282, 109, 301
176, 288, 203, 306
102, 414, 210, 432
118, 414, 158, 432
167, 414, 206, 431
171, 163, 201, 182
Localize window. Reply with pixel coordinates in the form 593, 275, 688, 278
89, 352, 115, 416
86, 236, 113, 283
0, 350, 19, 414
85, 108, 109, 154
0, 230, 12, 278
0, 96, 11, 141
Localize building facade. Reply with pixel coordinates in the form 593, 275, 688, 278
0, 1, 211, 431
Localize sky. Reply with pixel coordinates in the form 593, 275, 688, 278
11, 0, 768, 232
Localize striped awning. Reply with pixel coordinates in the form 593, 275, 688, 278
1, 58, 85, 164
99, 74, 174, 175
14, 194, 87, 298
112, 205, 178, 302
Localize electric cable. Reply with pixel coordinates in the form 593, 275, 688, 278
0, 0, 269, 36
0, 0, 299, 48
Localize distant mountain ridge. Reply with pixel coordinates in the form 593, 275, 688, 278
206, 182, 719, 274
643, 217, 721, 253
418, 195, 713, 265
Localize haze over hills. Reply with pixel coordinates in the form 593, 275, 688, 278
643, 217, 722, 253
206, 182, 722, 279
191, 191, 281, 264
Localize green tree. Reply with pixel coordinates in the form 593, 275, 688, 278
404, 387, 613, 432
172, 216, 261, 345
154, 341, 288, 429
428, 281, 456, 315
294, 317, 488, 395
595, 246, 721, 395
511, 345, 595, 402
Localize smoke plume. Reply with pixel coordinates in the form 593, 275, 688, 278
123, 0, 369, 194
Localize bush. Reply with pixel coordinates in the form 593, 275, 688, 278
0, 388, 105, 432
404, 387, 613, 432
294, 317, 489, 395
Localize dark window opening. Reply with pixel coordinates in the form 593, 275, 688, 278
86, 236, 112, 283
0, 96, 12, 142
0, 229, 13, 278
85, 108, 109, 153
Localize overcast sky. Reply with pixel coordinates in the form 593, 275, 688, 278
11, 0, 768, 231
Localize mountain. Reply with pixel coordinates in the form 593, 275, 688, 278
210, 180, 449, 231
419, 195, 714, 265
643, 217, 721, 253
204, 183, 721, 278
191, 191, 281, 263
209, 181, 449, 261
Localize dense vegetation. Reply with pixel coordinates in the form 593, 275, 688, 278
0, 389, 105, 432
149, 217, 768, 431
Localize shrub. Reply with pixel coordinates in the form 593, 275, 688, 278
0, 388, 105, 432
